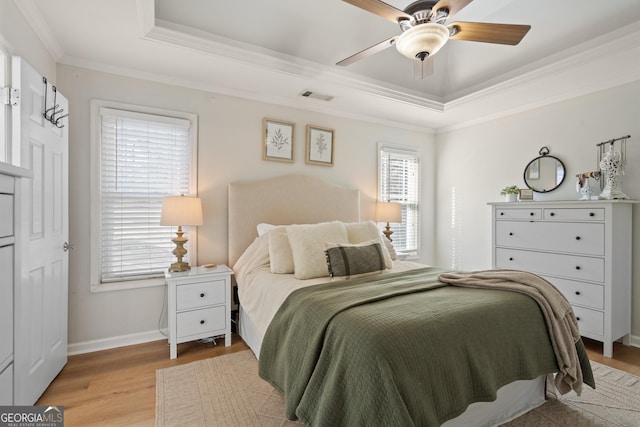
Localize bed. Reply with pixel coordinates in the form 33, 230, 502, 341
228, 174, 592, 427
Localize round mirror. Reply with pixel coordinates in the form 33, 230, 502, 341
523, 147, 566, 193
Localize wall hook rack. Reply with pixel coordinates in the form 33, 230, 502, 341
42, 77, 68, 128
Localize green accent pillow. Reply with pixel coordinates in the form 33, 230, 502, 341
324, 240, 386, 279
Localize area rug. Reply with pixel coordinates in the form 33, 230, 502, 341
156, 350, 640, 427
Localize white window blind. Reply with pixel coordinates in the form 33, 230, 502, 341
97, 106, 195, 284
379, 145, 420, 254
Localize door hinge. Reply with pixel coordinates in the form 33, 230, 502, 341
0, 87, 20, 106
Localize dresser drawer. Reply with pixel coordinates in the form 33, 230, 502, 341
495, 248, 604, 283
496, 208, 541, 220
573, 306, 604, 336
0, 195, 14, 238
543, 208, 604, 221
545, 276, 604, 310
176, 279, 226, 311
176, 306, 226, 339
496, 221, 604, 256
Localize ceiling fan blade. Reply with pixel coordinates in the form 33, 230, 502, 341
337, 36, 398, 66
431, 0, 474, 20
342, 0, 411, 24
413, 57, 434, 79
448, 22, 531, 45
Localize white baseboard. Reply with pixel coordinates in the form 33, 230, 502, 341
629, 333, 640, 349
67, 329, 168, 356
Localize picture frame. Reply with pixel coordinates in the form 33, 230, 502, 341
519, 188, 534, 201
305, 125, 335, 167
262, 118, 295, 162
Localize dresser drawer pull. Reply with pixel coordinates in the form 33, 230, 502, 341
530, 212, 534, 216
589, 212, 595, 217
200, 320, 205, 325
575, 266, 581, 270
509, 232, 513, 236
509, 257, 514, 261
500, 212, 504, 216
575, 236, 581, 240
575, 291, 581, 295
550, 212, 555, 216
576, 317, 581, 321
200, 293, 205, 298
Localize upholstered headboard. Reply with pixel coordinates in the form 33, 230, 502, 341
228, 175, 360, 266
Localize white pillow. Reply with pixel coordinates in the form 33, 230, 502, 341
344, 221, 393, 268
268, 227, 295, 274
257, 223, 277, 236
287, 221, 349, 280
382, 237, 398, 260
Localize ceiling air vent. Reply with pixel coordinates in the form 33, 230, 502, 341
300, 90, 334, 102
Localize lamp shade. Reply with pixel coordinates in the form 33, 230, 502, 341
160, 195, 203, 226
375, 202, 402, 223
395, 23, 450, 60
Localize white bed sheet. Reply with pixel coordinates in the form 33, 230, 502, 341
233, 234, 545, 427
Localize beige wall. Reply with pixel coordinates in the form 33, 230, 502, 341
55, 64, 436, 349
435, 81, 640, 342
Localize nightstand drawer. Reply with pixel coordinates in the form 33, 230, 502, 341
176, 279, 226, 310
177, 306, 226, 338
573, 306, 604, 336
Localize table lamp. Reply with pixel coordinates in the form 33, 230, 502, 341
375, 201, 402, 242
160, 194, 203, 272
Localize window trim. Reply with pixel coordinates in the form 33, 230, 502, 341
89, 99, 198, 292
377, 142, 421, 258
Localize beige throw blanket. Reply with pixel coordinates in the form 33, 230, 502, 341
438, 269, 584, 395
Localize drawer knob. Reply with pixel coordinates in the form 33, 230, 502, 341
589, 212, 595, 217
550, 212, 555, 217
200, 320, 205, 325
509, 257, 514, 261
529, 212, 534, 216
575, 291, 581, 296
575, 266, 581, 270
500, 212, 504, 216
509, 232, 513, 236
200, 293, 205, 298
576, 317, 581, 321
575, 236, 581, 240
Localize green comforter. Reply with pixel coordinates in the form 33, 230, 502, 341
259, 267, 588, 426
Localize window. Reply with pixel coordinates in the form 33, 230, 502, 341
90, 100, 198, 291
378, 144, 420, 256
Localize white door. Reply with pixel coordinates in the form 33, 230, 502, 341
11, 57, 69, 405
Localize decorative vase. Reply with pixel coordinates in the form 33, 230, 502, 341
504, 193, 517, 203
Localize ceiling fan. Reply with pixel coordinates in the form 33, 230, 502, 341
337, 0, 531, 78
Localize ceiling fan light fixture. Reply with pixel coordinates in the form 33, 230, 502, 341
395, 23, 449, 61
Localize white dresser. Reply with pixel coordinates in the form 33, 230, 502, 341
489, 200, 635, 357
165, 265, 233, 359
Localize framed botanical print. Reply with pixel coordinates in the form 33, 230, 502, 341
262, 118, 295, 162
305, 125, 334, 166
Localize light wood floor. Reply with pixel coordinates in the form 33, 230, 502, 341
37, 336, 639, 426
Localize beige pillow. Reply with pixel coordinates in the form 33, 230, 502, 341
287, 221, 349, 279
344, 221, 393, 267
382, 237, 398, 260
268, 227, 294, 274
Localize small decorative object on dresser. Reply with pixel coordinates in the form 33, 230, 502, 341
597, 135, 631, 200
165, 265, 233, 359
519, 188, 534, 201
489, 200, 637, 357
500, 185, 519, 202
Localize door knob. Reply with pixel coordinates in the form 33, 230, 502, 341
63, 242, 75, 252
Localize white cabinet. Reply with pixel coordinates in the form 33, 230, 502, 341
489, 200, 635, 357
165, 265, 233, 359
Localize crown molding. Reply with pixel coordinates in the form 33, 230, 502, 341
13, 0, 64, 61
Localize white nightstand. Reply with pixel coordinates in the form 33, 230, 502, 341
165, 265, 233, 359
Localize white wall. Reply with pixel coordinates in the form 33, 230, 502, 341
55, 64, 436, 350
435, 80, 640, 340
